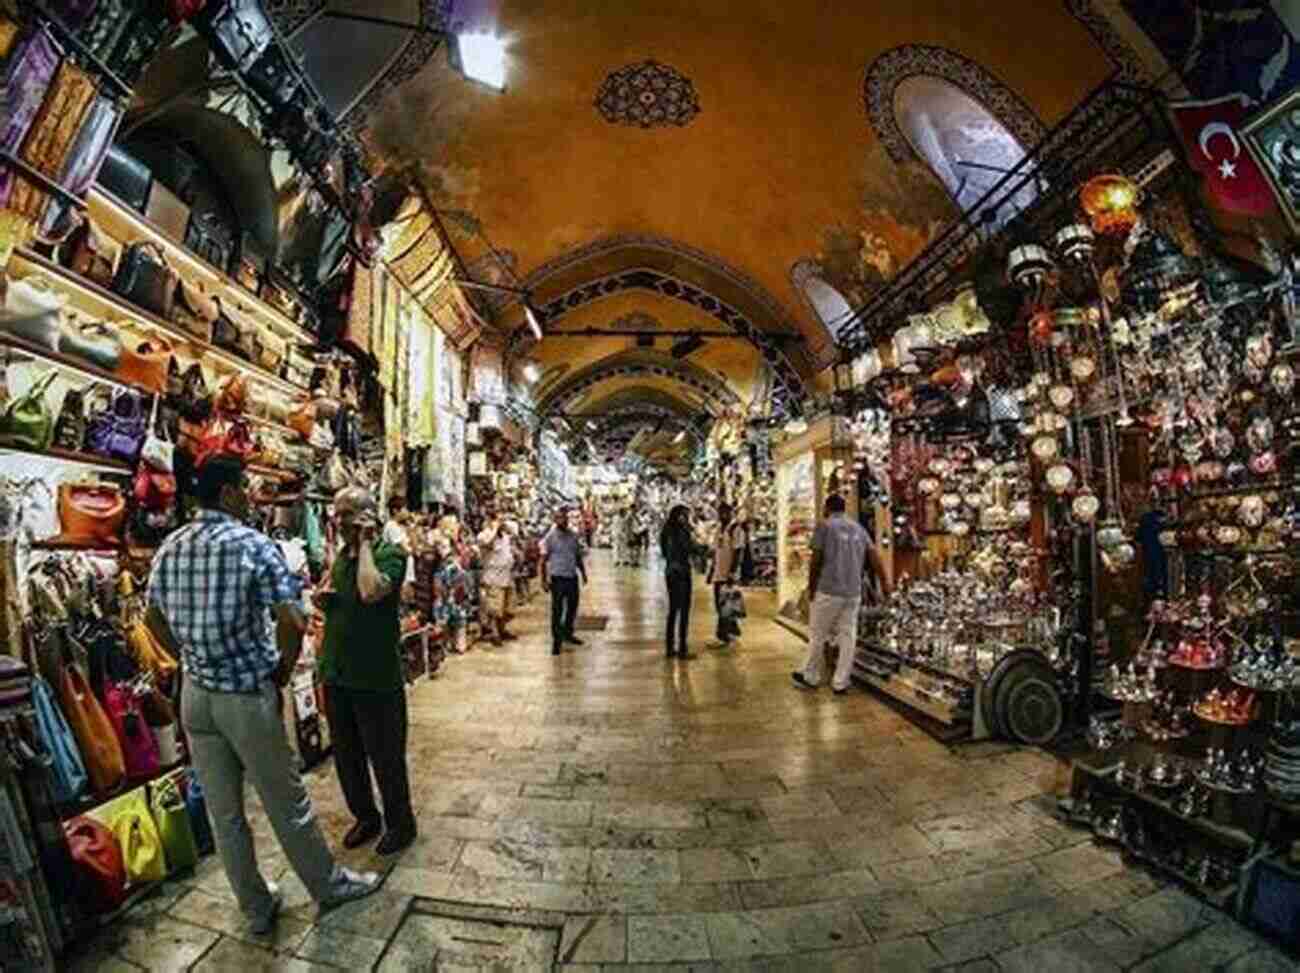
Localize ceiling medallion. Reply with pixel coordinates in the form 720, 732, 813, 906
595, 60, 700, 129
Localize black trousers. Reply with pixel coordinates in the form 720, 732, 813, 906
550, 576, 580, 646
323, 684, 415, 835
665, 570, 692, 650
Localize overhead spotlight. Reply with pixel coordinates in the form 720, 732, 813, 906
784, 415, 808, 435
520, 360, 540, 383
670, 334, 706, 359
451, 30, 508, 91
672, 429, 686, 444
586, 420, 599, 431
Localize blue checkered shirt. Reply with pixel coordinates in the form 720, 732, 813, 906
148, 510, 303, 693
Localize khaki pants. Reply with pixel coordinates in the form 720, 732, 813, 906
182, 680, 348, 921
801, 592, 861, 691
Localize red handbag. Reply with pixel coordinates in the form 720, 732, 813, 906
63, 815, 128, 911
166, 0, 209, 23
193, 415, 254, 468
133, 465, 177, 511
103, 683, 160, 780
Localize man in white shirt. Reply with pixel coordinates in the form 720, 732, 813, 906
709, 503, 747, 645
792, 494, 889, 694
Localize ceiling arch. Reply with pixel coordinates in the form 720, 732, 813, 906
538, 350, 740, 416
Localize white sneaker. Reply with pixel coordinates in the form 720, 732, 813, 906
318, 868, 381, 915
249, 883, 282, 936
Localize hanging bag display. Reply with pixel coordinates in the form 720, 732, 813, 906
214, 373, 247, 414
0, 370, 58, 450
112, 242, 179, 319
86, 387, 147, 462
60, 215, 119, 288
54, 92, 123, 198
172, 279, 218, 343
116, 331, 173, 394
150, 775, 198, 872
139, 394, 174, 472
59, 320, 124, 374
32, 675, 89, 804
59, 663, 126, 794
63, 815, 128, 912
56, 481, 127, 543
180, 768, 214, 855
0, 28, 60, 208
11, 57, 97, 219
192, 0, 273, 71
103, 683, 160, 780
109, 790, 166, 885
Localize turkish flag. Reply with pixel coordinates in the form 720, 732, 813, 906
1169, 95, 1278, 217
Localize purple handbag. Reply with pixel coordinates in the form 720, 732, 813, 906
57, 93, 123, 196
0, 28, 60, 207
86, 388, 147, 463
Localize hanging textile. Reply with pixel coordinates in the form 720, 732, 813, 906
427, 283, 482, 351
407, 306, 435, 444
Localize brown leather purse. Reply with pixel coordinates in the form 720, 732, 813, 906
172, 279, 219, 343
116, 331, 174, 394
57, 481, 126, 544
59, 664, 126, 795
61, 216, 118, 288
215, 373, 248, 414
287, 399, 315, 440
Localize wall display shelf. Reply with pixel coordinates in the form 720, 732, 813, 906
86, 188, 316, 347
0, 443, 131, 475
10, 249, 309, 401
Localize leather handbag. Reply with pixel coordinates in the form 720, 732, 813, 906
51, 384, 90, 452
61, 216, 118, 288
246, 41, 301, 109
258, 328, 286, 374
59, 663, 126, 794
237, 323, 263, 364
183, 209, 234, 271
172, 279, 218, 342
32, 676, 89, 804
145, 181, 191, 244
150, 775, 198, 872
103, 683, 160, 780
194, 414, 254, 468
109, 792, 166, 885
230, 230, 266, 292
112, 242, 179, 319
0, 370, 58, 450
17, 58, 97, 180
63, 815, 128, 911
125, 620, 177, 683
176, 362, 212, 424
140, 394, 174, 472
57, 481, 127, 542
0, 28, 59, 208
215, 373, 247, 414
212, 305, 241, 353
60, 320, 124, 374
180, 768, 214, 855
134, 462, 177, 512
96, 145, 152, 212
56, 94, 124, 197
288, 399, 315, 440
193, 0, 272, 71
98, 388, 147, 463
116, 332, 173, 395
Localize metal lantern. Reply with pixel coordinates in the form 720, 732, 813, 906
1079, 174, 1141, 236
1007, 244, 1054, 290
1121, 230, 1200, 314
1055, 223, 1096, 264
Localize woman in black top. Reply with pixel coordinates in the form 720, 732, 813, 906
660, 505, 704, 658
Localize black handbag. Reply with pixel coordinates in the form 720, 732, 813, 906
112, 242, 178, 319
212, 307, 241, 354
192, 0, 272, 71
230, 230, 266, 293
183, 209, 234, 270
96, 146, 152, 212
245, 42, 301, 109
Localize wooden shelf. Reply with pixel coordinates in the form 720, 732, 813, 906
855, 669, 971, 726
0, 443, 131, 474
85, 188, 317, 347
10, 248, 309, 400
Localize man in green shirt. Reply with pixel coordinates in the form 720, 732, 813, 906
316, 487, 416, 856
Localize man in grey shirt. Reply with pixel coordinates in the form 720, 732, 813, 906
792, 494, 888, 694
542, 507, 588, 656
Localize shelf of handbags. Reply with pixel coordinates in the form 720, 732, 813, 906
8, 247, 310, 402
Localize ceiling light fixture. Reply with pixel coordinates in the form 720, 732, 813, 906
672, 429, 687, 444
452, 30, 508, 91
520, 361, 540, 383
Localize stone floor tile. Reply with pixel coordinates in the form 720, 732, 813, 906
750, 901, 871, 952
740, 840, 837, 879
851, 889, 944, 940
1130, 919, 1266, 972
560, 914, 628, 964
109, 915, 223, 973
824, 825, 936, 868
1223, 947, 1300, 972
993, 928, 1123, 973
479, 793, 595, 827
915, 861, 1047, 922
384, 866, 456, 898
872, 855, 948, 889
314, 888, 409, 942
703, 910, 790, 959
681, 846, 755, 882
398, 833, 465, 871
1032, 842, 1126, 889
627, 914, 713, 963
701, 798, 767, 829
735, 868, 880, 910
592, 847, 683, 883
589, 880, 743, 915
191, 937, 328, 971
167, 886, 313, 953
593, 800, 709, 830
1074, 915, 1162, 968
757, 790, 841, 821
293, 926, 389, 969
927, 914, 1014, 963
826, 935, 942, 972
1112, 887, 1216, 947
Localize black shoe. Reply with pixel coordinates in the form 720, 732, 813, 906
791, 672, 817, 691
565, 636, 584, 645
552, 644, 562, 656
376, 828, 417, 856
666, 645, 676, 657
343, 819, 381, 849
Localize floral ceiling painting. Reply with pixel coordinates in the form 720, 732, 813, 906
811, 143, 957, 309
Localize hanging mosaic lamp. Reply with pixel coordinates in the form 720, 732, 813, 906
1007, 244, 1054, 290
1079, 174, 1140, 236
1055, 223, 1096, 264
1121, 230, 1200, 314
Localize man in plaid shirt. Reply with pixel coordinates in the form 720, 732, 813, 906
147, 455, 378, 936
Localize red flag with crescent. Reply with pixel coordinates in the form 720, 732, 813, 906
1169, 95, 1277, 217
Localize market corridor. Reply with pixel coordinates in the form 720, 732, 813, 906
71, 553, 1282, 971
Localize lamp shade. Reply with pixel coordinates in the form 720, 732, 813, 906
893, 317, 934, 368
1079, 174, 1140, 236
1007, 244, 1054, 289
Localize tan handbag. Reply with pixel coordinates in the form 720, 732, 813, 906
57, 481, 126, 544
257, 328, 285, 374
61, 216, 118, 289
116, 330, 174, 395
287, 399, 315, 440
172, 279, 219, 343
60, 663, 125, 794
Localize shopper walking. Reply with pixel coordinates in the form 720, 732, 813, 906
478, 518, 518, 644
792, 494, 889, 694
709, 503, 747, 645
146, 455, 378, 937
317, 486, 417, 856
542, 507, 587, 655
660, 504, 705, 658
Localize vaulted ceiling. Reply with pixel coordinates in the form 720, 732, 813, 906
353, 0, 1118, 465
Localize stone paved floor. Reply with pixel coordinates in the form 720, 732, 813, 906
68, 552, 1290, 971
